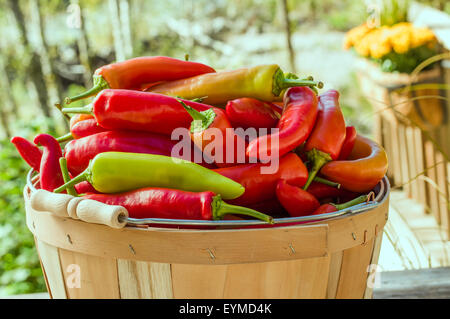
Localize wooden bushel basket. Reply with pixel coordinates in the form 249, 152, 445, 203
24, 176, 390, 299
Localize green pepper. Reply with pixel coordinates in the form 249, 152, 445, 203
54, 152, 245, 200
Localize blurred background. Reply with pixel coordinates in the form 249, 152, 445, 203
0, 0, 449, 297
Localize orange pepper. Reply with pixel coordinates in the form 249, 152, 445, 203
320, 135, 388, 192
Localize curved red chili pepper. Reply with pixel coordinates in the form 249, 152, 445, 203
64, 130, 177, 175
65, 130, 215, 175
34, 134, 64, 191
62, 90, 211, 136
213, 153, 308, 206
246, 86, 318, 162
303, 89, 346, 190
180, 101, 246, 167
338, 126, 357, 160
71, 117, 107, 139
11, 136, 42, 172
83, 187, 273, 223
276, 179, 320, 217
74, 181, 98, 194
225, 98, 280, 129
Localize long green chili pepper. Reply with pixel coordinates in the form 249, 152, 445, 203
54, 152, 245, 200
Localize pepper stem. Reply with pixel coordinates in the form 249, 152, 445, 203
178, 100, 207, 122
280, 78, 324, 89
59, 157, 78, 196
55, 133, 74, 143
272, 68, 324, 96
54, 168, 89, 193
55, 103, 71, 120
212, 195, 274, 224
313, 176, 341, 189
64, 75, 109, 104
178, 100, 216, 133
333, 195, 368, 210
61, 104, 94, 114
303, 149, 332, 191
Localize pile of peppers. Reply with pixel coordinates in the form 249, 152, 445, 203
12, 55, 388, 228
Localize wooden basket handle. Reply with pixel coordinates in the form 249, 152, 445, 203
30, 189, 72, 217
76, 199, 128, 229
30, 189, 128, 229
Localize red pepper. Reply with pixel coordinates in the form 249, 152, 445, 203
33, 134, 64, 191
246, 86, 319, 162
179, 100, 246, 167
83, 187, 273, 223
213, 153, 308, 206
11, 136, 42, 172
276, 179, 320, 217
65, 130, 214, 175
74, 181, 98, 194
320, 135, 388, 192
312, 195, 368, 215
225, 98, 281, 129
69, 114, 94, 129
65, 56, 216, 104
303, 90, 346, 190
64, 130, 177, 175
62, 90, 211, 136
70, 116, 107, 139
338, 126, 357, 160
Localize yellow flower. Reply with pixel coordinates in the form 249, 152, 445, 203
385, 22, 408, 52
367, 27, 392, 59
410, 27, 436, 48
346, 22, 436, 58
344, 24, 372, 49
354, 31, 373, 56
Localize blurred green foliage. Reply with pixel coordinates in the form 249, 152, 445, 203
0, 125, 47, 296
377, 44, 438, 73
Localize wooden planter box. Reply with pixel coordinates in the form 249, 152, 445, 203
24, 178, 390, 299
356, 59, 450, 239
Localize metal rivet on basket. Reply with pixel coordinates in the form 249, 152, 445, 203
206, 248, 216, 261
128, 244, 136, 255
289, 243, 296, 255
351, 232, 357, 240
67, 234, 73, 245
362, 230, 368, 246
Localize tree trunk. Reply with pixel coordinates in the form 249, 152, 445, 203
109, 0, 125, 62
280, 0, 296, 73
0, 56, 18, 118
0, 108, 11, 140
7, 0, 51, 118
119, 0, 133, 59
76, 0, 93, 87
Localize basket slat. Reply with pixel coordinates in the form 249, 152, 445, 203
117, 260, 173, 299
34, 239, 67, 299
335, 238, 375, 299
363, 233, 384, 299
58, 249, 120, 299
326, 251, 344, 299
